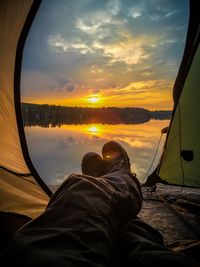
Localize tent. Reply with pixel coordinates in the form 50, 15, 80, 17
0, 0, 51, 250
156, 0, 200, 187
0, 0, 199, 259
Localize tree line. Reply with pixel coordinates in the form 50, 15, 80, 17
21, 103, 172, 127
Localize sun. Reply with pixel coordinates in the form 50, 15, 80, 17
88, 97, 99, 103
87, 95, 100, 104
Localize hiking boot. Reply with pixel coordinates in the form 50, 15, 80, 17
81, 152, 107, 177
102, 141, 131, 173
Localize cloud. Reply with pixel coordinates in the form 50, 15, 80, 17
93, 32, 150, 65
48, 34, 95, 55
132, 11, 142, 18
100, 79, 173, 110
54, 81, 78, 93
109, 79, 174, 98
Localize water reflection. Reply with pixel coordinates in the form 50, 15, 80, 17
25, 120, 169, 185
87, 125, 101, 135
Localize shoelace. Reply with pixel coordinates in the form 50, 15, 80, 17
108, 159, 130, 172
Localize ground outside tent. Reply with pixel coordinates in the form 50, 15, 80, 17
138, 183, 200, 262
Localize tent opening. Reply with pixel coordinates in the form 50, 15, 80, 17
20, 0, 189, 188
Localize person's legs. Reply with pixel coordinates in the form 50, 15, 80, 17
0, 142, 141, 267
80, 142, 143, 225
100, 141, 198, 267
46, 143, 142, 266
102, 141, 143, 221
80, 142, 143, 222
0, 172, 121, 267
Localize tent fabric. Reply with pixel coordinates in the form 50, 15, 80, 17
157, 0, 200, 187
0, 0, 33, 174
158, 42, 200, 187
0, 0, 50, 218
0, 167, 49, 219
173, 0, 200, 106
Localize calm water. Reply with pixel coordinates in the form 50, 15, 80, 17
24, 120, 169, 185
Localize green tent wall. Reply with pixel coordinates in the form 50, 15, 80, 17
158, 0, 200, 187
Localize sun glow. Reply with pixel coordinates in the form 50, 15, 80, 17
85, 124, 103, 135
88, 126, 99, 134
87, 95, 100, 104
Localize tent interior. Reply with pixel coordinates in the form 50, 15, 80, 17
0, 0, 199, 263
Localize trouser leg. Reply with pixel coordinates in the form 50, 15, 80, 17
0, 172, 129, 267
103, 169, 143, 220
0, 170, 143, 267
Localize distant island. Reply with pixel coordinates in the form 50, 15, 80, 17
21, 103, 172, 127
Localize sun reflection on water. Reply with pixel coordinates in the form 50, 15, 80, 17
87, 125, 101, 135
86, 124, 103, 135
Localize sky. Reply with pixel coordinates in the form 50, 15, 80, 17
21, 0, 189, 110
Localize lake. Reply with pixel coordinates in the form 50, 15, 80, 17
24, 119, 169, 185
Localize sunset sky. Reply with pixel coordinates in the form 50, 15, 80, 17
21, 0, 189, 110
